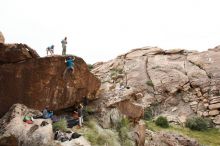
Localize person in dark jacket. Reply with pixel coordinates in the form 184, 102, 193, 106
77, 104, 83, 127
42, 107, 53, 119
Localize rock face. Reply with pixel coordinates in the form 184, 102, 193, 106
0, 32, 4, 44
0, 43, 39, 63
133, 120, 146, 146
0, 104, 53, 146
0, 43, 100, 116
92, 46, 220, 127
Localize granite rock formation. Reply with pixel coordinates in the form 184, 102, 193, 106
92, 46, 220, 127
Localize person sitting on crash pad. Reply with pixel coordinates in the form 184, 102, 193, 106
43, 106, 53, 119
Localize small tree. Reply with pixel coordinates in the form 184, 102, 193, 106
52, 118, 68, 132
146, 80, 154, 86
144, 108, 153, 121
155, 116, 169, 128
185, 116, 208, 131
87, 64, 94, 71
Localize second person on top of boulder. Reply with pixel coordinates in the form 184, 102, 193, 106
46, 45, 54, 56
61, 37, 67, 55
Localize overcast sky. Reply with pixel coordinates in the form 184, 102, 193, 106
1, 0, 220, 63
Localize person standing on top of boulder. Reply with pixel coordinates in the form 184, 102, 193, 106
63, 56, 75, 78
61, 37, 67, 55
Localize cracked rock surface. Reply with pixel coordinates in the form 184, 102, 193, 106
92, 46, 220, 128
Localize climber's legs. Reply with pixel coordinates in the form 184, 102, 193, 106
63, 67, 74, 79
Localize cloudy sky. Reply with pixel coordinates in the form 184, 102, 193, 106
1, 0, 220, 63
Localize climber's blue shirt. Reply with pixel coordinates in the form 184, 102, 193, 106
66, 59, 74, 68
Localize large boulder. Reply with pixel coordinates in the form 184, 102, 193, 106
0, 32, 4, 44
0, 44, 100, 116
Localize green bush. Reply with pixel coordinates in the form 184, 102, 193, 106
84, 120, 120, 146
116, 117, 130, 130
87, 64, 94, 71
146, 80, 154, 86
155, 116, 169, 128
52, 118, 68, 132
185, 117, 208, 131
117, 68, 123, 74
144, 108, 153, 120
116, 117, 132, 146
204, 117, 214, 128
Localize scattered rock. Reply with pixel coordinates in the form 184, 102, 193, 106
209, 96, 220, 104
213, 115, 220, 125
117, 100, 144, 123
203, 111, 209, 117
209, 103, 220, 110
171, 107, 178, 112
209, 110, 220, 116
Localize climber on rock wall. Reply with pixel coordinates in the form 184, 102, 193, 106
63, 56, 75, 79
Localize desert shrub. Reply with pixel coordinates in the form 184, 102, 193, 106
84, 120, 120, 146
87, 64, 93, 71
116, 117, 130, 129
152, 65, 160, 69
146, 80, 154, 86
52, 118, 67, 132
185, 116, 208, 131
144, 108, 153, 120
117, 68, 123, 74
204, 117, 214, 128
116, 117, 132, 146
155, 116, 169, 128
110, 71, 117, 78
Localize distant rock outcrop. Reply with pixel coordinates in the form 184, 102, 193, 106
92, 46, 220, 127
0, 32, 5, 44
0, 43, 100, 116
0, 43, 39, 63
